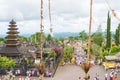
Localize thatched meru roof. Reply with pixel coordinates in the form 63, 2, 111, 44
0, 43, 37, 57
0, 46, 21, 57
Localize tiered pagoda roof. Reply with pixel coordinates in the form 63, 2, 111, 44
0, 20, 37, 57
0, 20, 21, 57
6, 19, 19, 47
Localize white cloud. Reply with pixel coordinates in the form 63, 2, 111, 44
0, 0, 120, 36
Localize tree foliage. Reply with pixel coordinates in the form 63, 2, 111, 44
0, 37, 5, 44
63, 46, 74, 62
19, 36, 28, 42
0, 56, 16, 69
106, 11, 111, 48
29, 32, 46, 43
49, 50, 56, 57
92, 32, 104, 46
115, 24, 120, 46
46, 34, 53, 41
110, 46, 120, 55
79, 30, 88, 41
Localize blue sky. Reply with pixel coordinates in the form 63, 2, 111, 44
0, 0, 120, 35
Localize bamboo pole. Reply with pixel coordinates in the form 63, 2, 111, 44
38, 0, 45, 80
40, 0, 43, 61
84, 0, 93, 80
87, 0, 93, 62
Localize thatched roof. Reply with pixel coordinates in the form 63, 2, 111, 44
105, 56, 119, 60
115, 52, 120, 57
0, 43, 37, 57
0, 46, 21, 57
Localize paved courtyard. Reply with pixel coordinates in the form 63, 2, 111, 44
44, 64, 120, 80
17, 64, 120, 80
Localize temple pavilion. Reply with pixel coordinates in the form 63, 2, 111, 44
0, 20, 37, 58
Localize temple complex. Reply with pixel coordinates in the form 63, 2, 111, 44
0, 20, 62, 77
0, 20, 21, 57
0, 20, 38, 58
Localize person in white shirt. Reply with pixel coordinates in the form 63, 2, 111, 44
105, 73, 108, 80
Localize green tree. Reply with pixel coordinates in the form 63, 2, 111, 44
106, 11, 111, 49
29, 32, 46, 44
118, 24, 120, 45
19, 36, 28, 42
79, 30, 88, 41
0, 37, 5, 44
117, 24, 120, 44
59, 37, 65, 49
68, 36, 74, 40
92, 25, 103, 46
115, 29, 119, 46
115, 24, 120, 46
46, 34, 52, 41
91, 44, 101, 54
110, 46, 120, 55
0, 56, 16, 69
92, 32, 104, 46
63, 46, 74, 62
49, 50, 57, 67
49, 50, 56, 57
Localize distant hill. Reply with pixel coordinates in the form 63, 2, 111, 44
0, 34, 31, 38
1, 31, 114, 38
0, 32, 79, 38
21, 32, 79, 38
0, 35, 5, 38
19, 34, 31, 37
53, 32, 79, 38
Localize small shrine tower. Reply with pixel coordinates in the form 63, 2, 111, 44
0, 20, 21, 57
6, 19, 19, 47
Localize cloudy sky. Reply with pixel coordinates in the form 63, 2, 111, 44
0, 0, 120, 35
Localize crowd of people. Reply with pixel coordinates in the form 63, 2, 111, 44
0, 69, 40, 80
73, 42, 120, 80
104, 69, 119, 80
0, 67, 54, 80
73, 43, 86, 65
